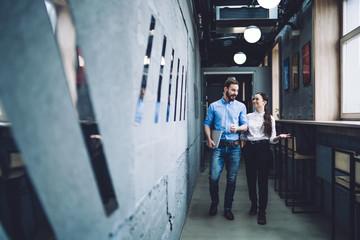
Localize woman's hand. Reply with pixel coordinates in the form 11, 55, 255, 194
278, 133, 291, 139
274, 133, 291, 142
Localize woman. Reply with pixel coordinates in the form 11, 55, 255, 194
242, 92, 290, 225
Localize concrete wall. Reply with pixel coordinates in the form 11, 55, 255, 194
277, 1, 313, 120
0, 0, 201, 239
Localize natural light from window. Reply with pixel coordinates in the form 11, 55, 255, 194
341, 0, 360, 119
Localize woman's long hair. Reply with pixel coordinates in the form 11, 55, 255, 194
256, 92, 272, 137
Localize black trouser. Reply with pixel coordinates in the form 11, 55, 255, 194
243, 141, 273, 213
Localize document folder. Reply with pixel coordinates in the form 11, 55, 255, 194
211, 130, 223, 148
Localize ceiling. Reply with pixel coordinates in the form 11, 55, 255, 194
192, 0, 307, 67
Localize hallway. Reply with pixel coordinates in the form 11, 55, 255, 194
181, 160, 332, 240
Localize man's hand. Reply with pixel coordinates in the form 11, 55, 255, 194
207, 139, 215, 149
230, 124, 238, 133
230, 124, 248, 133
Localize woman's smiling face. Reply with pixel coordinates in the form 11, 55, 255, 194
252, 94, 266, 109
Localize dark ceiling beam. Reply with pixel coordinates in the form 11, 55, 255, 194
216, 19, 278, 28
212, 0, 257, 6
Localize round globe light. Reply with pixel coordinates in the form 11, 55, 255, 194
257, 0, 281, 9
244, 25, 261, 43
233, 52, 246, 65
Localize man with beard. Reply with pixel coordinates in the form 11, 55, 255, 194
204, 77, 248, 220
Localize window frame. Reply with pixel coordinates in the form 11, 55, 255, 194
341, 0, 360, 119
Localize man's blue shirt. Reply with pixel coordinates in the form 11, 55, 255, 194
204, 98, 248, 141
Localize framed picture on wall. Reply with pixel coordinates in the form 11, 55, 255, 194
302, 41, 311, 84
292, 52, 299, 90
283, 57, 289, 90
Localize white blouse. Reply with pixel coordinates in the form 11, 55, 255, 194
243, 111, 278, 144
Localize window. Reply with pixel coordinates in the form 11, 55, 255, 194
341, 0, 360, 119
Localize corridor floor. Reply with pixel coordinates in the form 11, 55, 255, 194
180, 161, 332, 240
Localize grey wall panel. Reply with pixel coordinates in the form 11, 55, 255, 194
187, 35, 201, 207
130, 0, 190, 203
187, 137, 201, 205
0, 0, 201, 239
0, 1, 107, 239
167, 152, 188, 239
316, 144, 332, 182
68, 0, 201, 238
115, 177, 169, 239
67, 0, 138, 222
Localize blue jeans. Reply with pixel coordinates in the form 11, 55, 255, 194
209, 144, 241, 210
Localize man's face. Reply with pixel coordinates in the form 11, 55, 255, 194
225, 84, 239, 101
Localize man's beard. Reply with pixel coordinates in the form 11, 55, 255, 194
226, 91, 237, 101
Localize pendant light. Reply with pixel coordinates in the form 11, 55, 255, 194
244, 25, 261, 43
257, 0, 281, 9
233, 52, 247, 65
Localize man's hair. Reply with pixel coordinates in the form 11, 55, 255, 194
224, 77, 239, 89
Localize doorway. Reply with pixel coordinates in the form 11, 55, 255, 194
205, 74, 253, 113
201, 73, 253, 170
